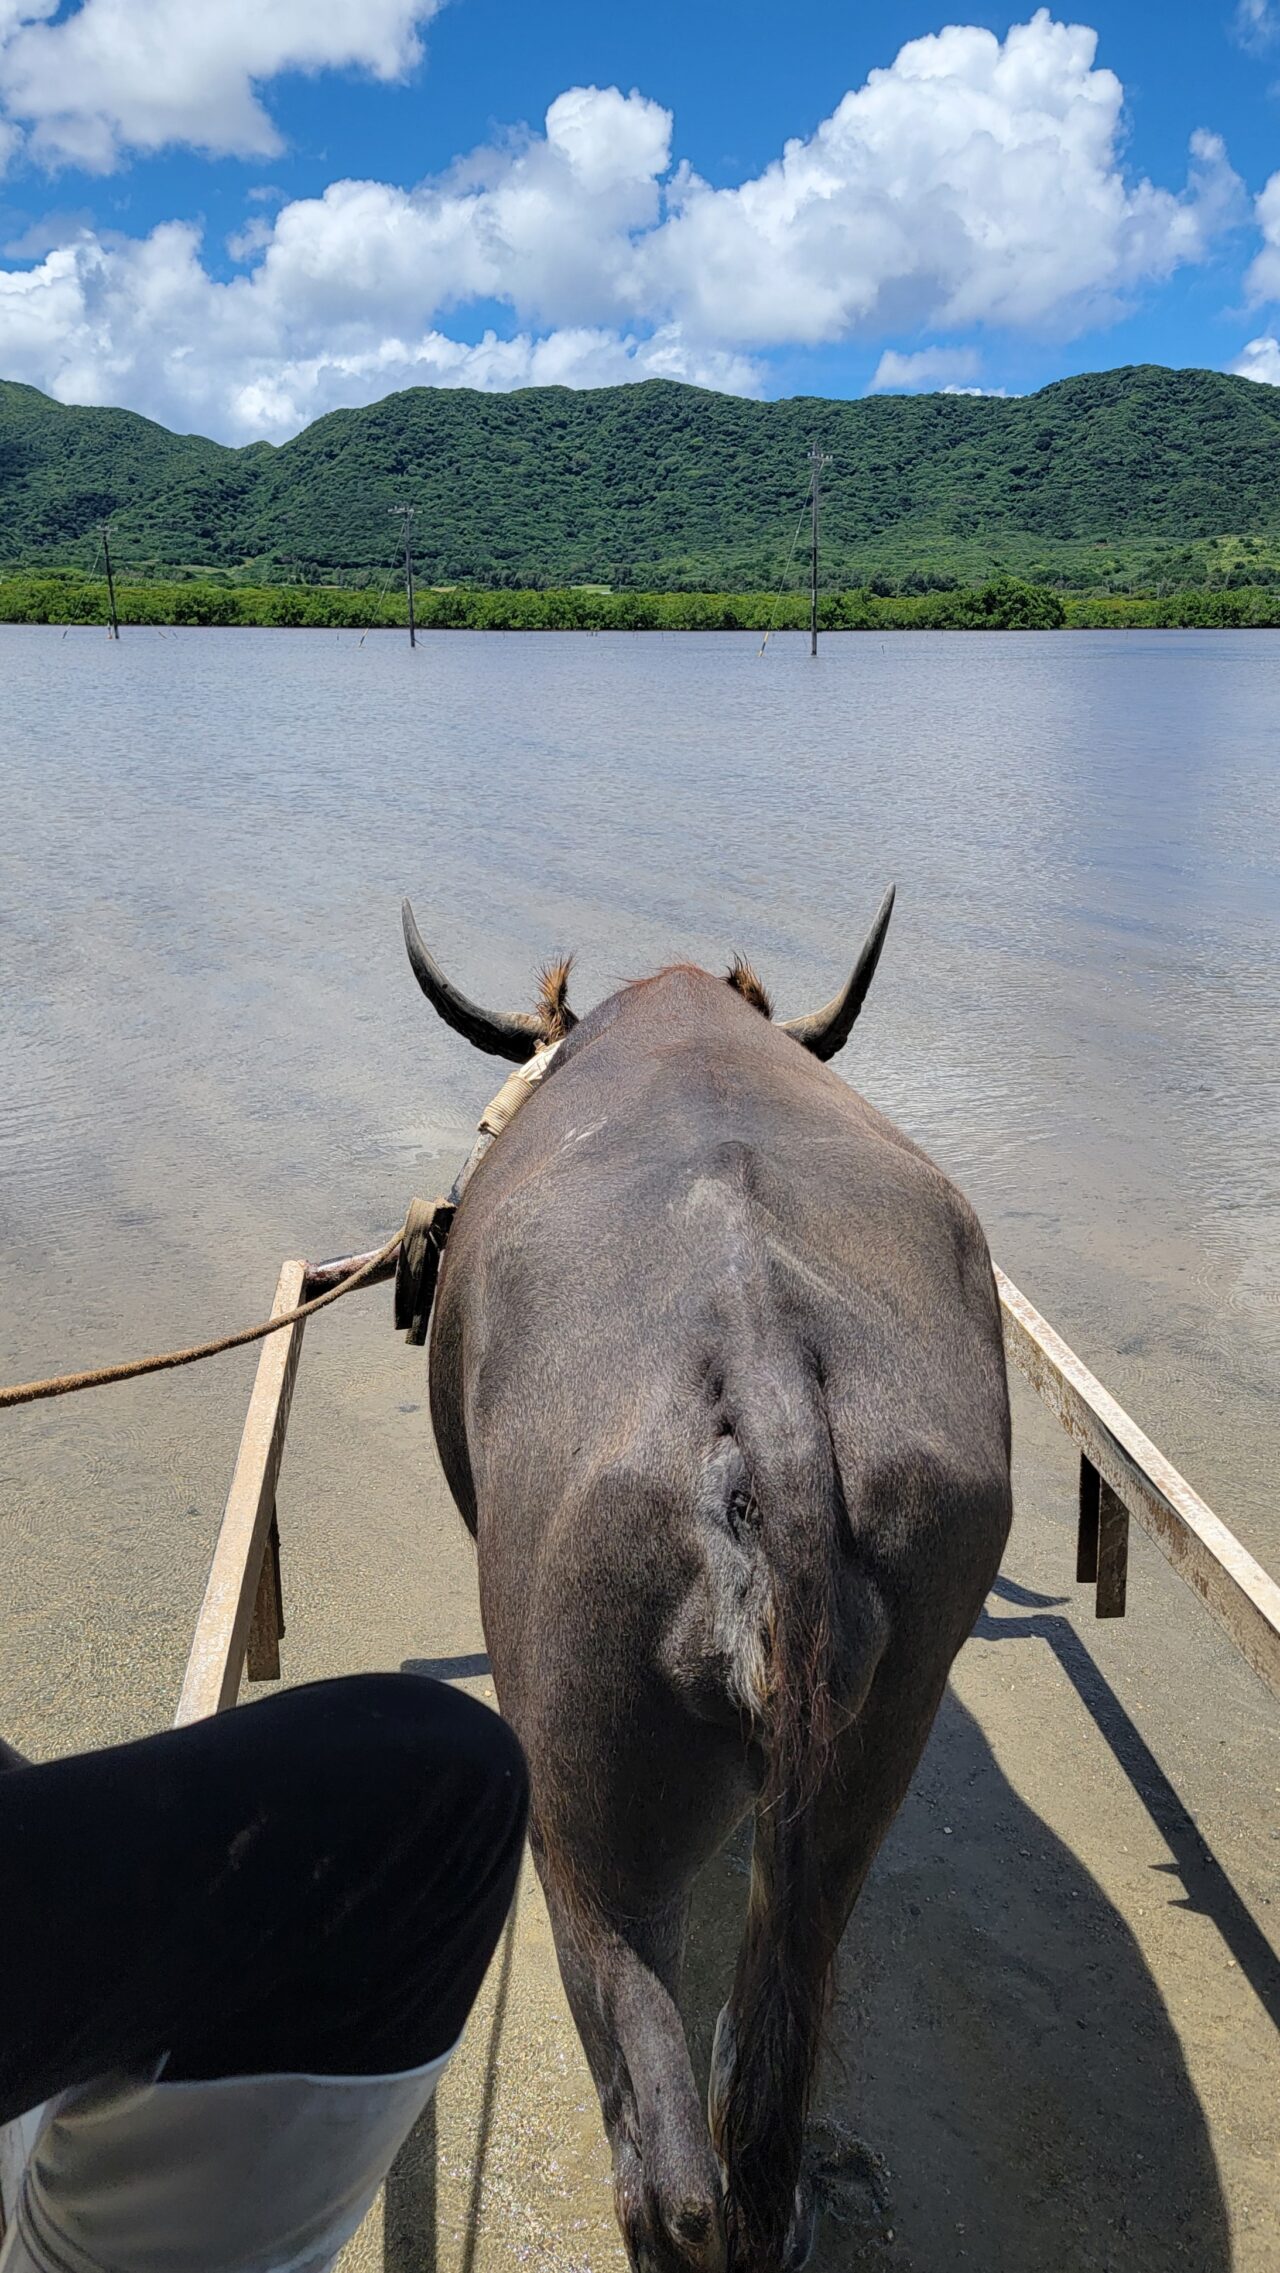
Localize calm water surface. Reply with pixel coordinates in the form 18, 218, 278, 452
2, 626, 1277, 1742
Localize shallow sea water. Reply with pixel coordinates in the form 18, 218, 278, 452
1, 624, 1277, 1751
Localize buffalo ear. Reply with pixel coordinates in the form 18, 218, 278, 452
402, 900, 545, 1062
778, 885, 895, 1060
536, 958, 579, 1044
725, 955, 773, 1018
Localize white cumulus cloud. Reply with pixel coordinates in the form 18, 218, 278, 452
1231, 332, 1280, 383
235, 85, 674, 338
869, 347, 983, 392
0, 0, 442, 171
0, 201, 760, 438
0, 15, 1246, 440
643, 15, 1240, 347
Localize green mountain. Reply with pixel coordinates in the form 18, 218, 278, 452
5, 364, 1280, 592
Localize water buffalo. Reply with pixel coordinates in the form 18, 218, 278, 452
403, 893, 1013, 2273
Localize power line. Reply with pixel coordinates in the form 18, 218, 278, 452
757, 480, 814, 659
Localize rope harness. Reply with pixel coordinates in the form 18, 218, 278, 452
394, 1037, 564, 1348
0, 1042, 564, 1410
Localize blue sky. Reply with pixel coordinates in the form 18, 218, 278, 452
2, 0, 1280, 439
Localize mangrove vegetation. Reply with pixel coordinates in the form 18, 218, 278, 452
7, 569, 1280, 631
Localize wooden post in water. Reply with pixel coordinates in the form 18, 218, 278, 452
390, 503, 417, 649
808, 440, 831, 657
101, 521, 120, 640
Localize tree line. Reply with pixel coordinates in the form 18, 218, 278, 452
5, 568, 1280, 631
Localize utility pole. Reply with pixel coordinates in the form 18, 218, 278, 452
100, 521, 120, 640
389, 504, 417, 648
808, 440, 832, 657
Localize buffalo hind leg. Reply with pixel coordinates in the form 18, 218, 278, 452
538, 1866, 725, 2273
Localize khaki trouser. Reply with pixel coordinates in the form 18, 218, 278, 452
0, 2049, 450, 2273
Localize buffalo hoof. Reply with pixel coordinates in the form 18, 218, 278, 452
804, 2116, 892, 2238
616, 2152, 726, 2273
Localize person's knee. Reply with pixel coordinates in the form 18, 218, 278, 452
267, 1672, 528, 1864
388, 1675, 528, 1862
323, 1670, 523, 1781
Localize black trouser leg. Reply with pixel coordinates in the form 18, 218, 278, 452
0, 1673, 527, 2125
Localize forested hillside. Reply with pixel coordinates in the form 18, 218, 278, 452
5, 365, 1280, 592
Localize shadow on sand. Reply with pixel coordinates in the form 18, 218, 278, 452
402, 1653, 492, 1683
387, 1594, 1233, 2272
384, 1909, 518, 2273
977, 1573, 1278, 2026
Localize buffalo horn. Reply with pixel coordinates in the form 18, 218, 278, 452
779, 884, 896, 1060
402, 899, 545, 1062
